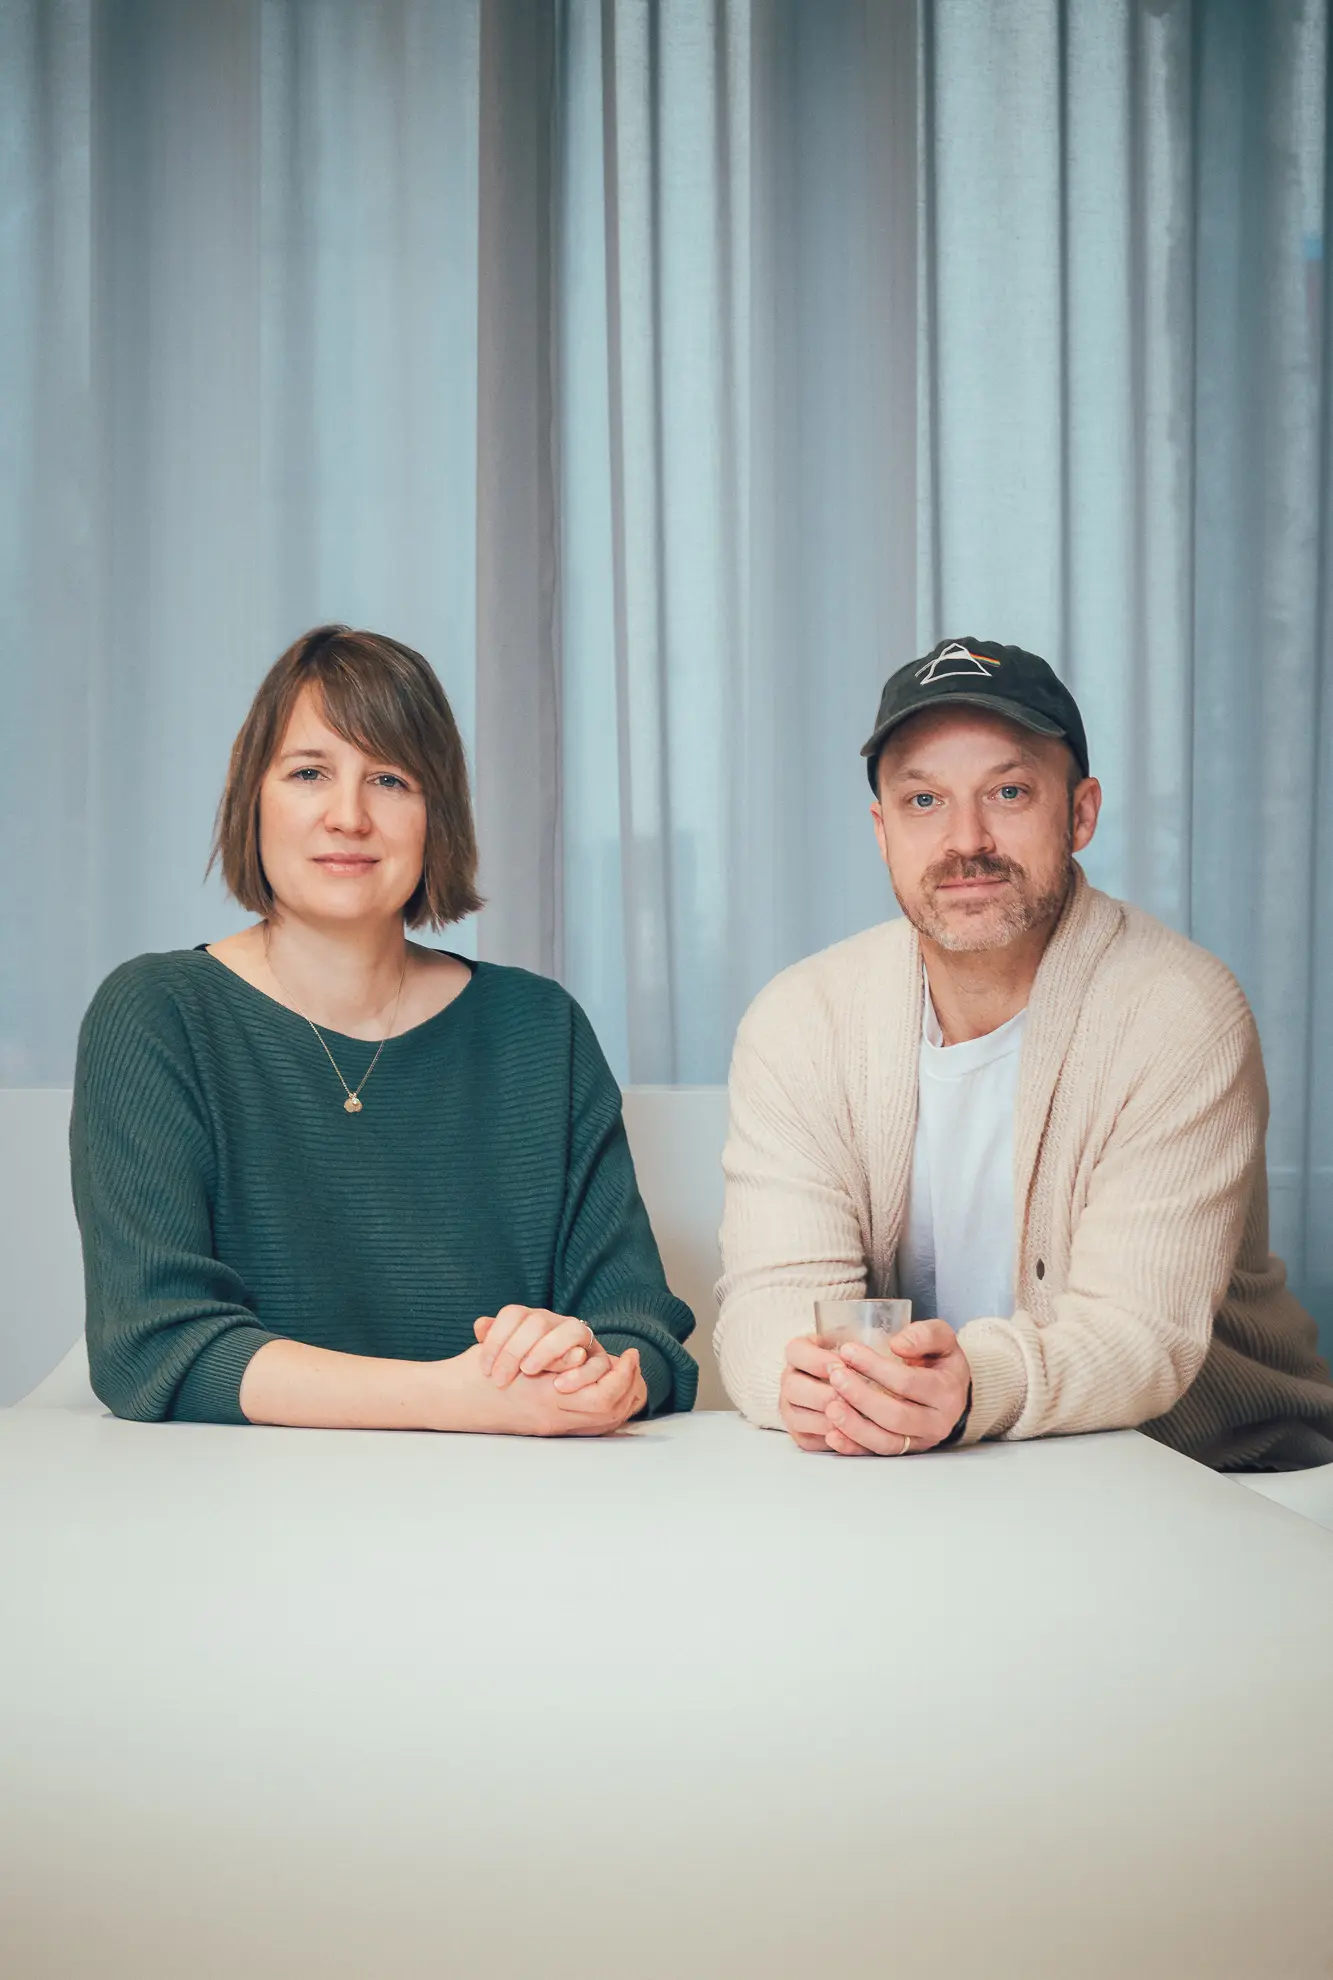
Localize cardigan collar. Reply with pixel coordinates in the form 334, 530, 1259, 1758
1010, 867, 1125, 1221
884, 864, 1124, 1251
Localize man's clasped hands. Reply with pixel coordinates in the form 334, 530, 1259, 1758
468, 1304, 971, 1456
779, 1320, 972, 1455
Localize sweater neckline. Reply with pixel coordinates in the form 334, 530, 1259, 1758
189, 943, 485, 1050
921, 982, 1028, 1073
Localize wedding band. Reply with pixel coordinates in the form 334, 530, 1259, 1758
899, 1434, 912, 1456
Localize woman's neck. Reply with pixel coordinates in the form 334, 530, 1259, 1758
261, 914, 410, 1037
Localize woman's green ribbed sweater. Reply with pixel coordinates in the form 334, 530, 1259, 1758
71, 951, 698, 1423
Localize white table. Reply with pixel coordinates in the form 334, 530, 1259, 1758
2, 1407, 1331, 1980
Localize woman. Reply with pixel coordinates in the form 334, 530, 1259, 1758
71, 625, 698, 1433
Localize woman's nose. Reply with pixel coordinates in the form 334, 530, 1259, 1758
324, 776, 371, 833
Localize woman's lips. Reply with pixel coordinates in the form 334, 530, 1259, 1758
314, 856, 378, 873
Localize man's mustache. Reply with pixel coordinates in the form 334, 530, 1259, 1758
925, 854, 1024, 889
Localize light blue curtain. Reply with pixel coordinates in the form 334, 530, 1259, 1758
551, 0, 1332, 1348
0, 0, 482, 1088
3, 0, 1330, 1349
556, 0, 918, 1081
917, 0, 1332, 1353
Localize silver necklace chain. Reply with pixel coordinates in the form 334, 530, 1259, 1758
264, 936, 408, 1115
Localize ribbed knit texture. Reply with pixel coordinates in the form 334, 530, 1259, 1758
72, 952, 698, 1423
716, 869, 1333, 1469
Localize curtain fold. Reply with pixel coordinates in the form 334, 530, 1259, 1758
556, 0, 918, 1081
0, 0, 94, 1083
2, 0, 1330, 1349
557, 0, 756, 1081
475, 0, 561, 976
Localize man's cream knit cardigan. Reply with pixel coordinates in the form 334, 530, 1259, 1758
715, 869, 1333, 1469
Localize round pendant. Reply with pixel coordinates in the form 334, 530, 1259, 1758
344, 1094, 363, 1114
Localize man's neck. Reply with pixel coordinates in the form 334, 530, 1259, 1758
919, 919, 1055, 1046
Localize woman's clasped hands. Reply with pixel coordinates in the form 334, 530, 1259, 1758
463, 1305, 647, 1437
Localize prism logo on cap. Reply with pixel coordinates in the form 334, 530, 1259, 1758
916, 642, 1001, 684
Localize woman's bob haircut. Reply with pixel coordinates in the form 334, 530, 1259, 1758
211, 625, 484, 929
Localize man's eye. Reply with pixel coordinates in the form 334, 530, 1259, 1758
998, 784, 1023, 801
909, 793, 937, 810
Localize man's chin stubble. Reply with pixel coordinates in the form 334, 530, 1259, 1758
895, 871, 1074, 953
916, 901, 1034, 952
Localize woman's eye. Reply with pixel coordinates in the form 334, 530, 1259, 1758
373, 773, 411, 790
290, 766, 324, 782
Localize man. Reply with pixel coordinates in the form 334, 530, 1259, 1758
715, 637, 1333, 1468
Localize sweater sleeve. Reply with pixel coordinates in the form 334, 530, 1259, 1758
70, 966, 279, 1423
957, 1012, 1264, 1446
714, 986, 872, 1428
552, 1003, 699, 1418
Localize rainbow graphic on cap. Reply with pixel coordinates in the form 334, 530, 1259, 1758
916, 642, 1003, 684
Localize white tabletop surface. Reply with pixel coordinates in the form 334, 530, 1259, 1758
2, 1405, 1331, 1980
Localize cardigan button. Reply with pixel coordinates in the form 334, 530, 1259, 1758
1035, 1259, 1046, 1280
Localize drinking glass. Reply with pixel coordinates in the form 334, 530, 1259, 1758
813, 1298, 912, 1353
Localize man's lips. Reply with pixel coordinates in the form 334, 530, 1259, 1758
935, 874, 1011, 893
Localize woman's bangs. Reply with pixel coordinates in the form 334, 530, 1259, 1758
309, 656, 428, 785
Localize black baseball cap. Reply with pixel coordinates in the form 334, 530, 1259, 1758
861, 637, 1090, 790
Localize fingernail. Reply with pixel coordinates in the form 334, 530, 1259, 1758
829, 1365, 847, 1386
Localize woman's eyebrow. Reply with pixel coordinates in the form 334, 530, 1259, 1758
278, 744, 414, 774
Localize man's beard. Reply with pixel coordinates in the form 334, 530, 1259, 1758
893, 844, 1074, 952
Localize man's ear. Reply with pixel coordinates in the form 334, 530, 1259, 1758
1071, 776, 1102, 854
870, 796, 892, 869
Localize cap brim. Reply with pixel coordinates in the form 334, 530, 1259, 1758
861, 692, 1066, 763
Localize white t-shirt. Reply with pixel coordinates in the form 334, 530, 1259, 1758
895, 985, 1027, 1332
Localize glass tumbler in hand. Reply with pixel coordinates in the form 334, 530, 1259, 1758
813, 1298, 912, 1355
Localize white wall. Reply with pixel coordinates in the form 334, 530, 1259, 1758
619, 1086, 728, 1410
0, 1091, 85, 1406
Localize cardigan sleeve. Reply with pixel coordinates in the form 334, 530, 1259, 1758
957, 1012, 1264, 1445
714, 984, 872, 1428
70, 965, 278, 1423
552, 1002, 699, 1417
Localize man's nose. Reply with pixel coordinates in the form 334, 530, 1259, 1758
945, 800, 995, 857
